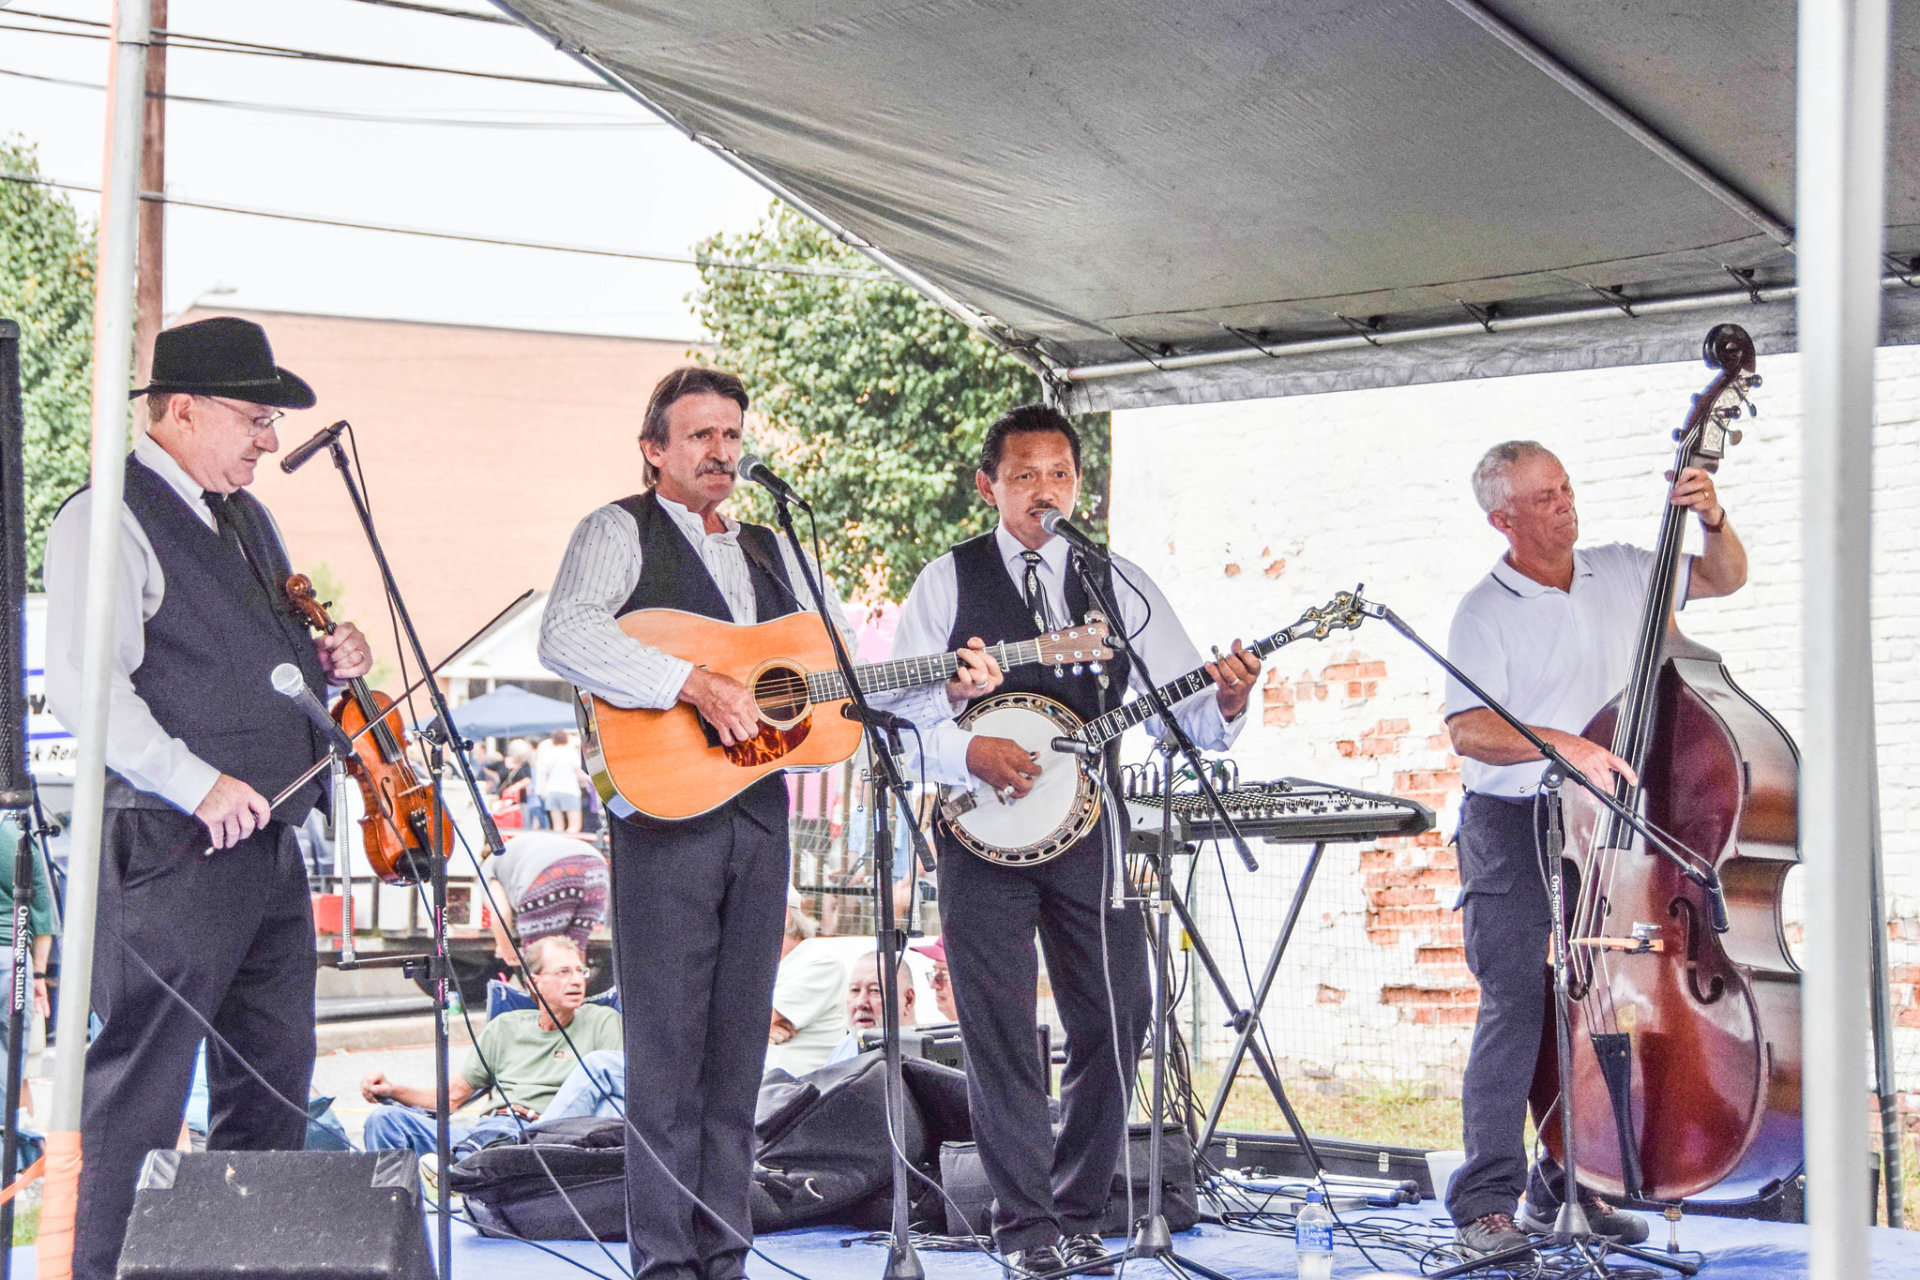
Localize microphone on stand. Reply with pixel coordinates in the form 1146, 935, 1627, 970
1039, 508, 1108, 559
1051, 737, 1098, 757
280, 421, 349, 474
272, 663, 355, 758
737, 453, 811, 509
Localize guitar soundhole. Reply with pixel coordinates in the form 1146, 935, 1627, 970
752, 664, 810, 726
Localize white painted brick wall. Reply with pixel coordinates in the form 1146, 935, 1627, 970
1111, 345, 1920, 1095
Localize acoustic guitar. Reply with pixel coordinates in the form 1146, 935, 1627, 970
577, 608, 1114, 821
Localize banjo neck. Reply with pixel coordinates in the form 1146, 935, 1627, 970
1072, 588, 1368, 751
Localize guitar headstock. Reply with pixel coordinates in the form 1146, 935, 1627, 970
1673, 323, 1760, 474
1036, 615, 1115, 666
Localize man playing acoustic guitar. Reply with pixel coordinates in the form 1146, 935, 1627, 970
538, 367, 1000, 1280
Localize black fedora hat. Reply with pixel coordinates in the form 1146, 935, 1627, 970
129, 316, 316, 409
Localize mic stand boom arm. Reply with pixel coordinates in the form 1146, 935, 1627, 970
1360, 600, 1728, 928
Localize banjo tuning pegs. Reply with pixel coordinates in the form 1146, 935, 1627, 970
1053, 664, 1065, 678
1071, 664, 1085, 675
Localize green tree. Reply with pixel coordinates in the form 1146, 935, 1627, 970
692, 204, 1108, 603
1, 139, 97, 589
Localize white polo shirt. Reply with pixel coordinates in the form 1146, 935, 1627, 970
1444, 542, 1691, 798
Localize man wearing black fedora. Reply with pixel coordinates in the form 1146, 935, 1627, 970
43, 316, 376, 1280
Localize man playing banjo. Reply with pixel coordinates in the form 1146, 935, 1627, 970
885, 404, 1260, 1274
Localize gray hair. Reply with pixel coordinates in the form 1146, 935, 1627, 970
1470, 440, 1556, 514
784, 904, 819, 942
523, 935, 584, 976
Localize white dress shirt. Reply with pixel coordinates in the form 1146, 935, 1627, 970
885, 523, 1244, 786
42, 434, 293, 814
1444, 542, 1692, 798
538, 492, 863, 709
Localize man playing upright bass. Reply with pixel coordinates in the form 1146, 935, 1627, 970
887, 404, 1262, 1274
1442, 440, 1747, 1257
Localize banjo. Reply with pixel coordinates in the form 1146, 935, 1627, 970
937, 588, 1370, 865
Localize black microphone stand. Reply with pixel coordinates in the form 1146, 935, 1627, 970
0, 780, 54, 1280
1361, 600, 1700, 1279
1058, 546, 1255, 1280
315, 434, 506, 1280
765, 492, 930, 1280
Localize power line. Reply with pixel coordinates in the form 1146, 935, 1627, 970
0, 64, 660, 129
329, 0, 517, 24
0, 12, 614, 92
0, 171, 892, 283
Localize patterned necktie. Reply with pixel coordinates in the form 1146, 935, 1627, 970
1019, 549, 1051, 633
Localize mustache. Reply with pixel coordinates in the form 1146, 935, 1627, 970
698, 461, 736, 477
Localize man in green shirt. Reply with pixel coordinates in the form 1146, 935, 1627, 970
0, 817, 58, 1059
360, 936, 621, 1155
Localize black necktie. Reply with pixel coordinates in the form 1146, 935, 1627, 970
204, 490, 271, 598
1019, 549, 1051, 633
203, 490, 245, 557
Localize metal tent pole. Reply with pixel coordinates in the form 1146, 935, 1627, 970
1797, 0, 1888, 1273
37, 4, 151, 1277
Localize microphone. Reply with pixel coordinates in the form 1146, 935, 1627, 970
272, 662, 355, 758
737, 453, 810, 509
1039, 509, 1107, 559
280, 420, 349, 474
841, 703, 917, 735
1051, 737, 1097, 757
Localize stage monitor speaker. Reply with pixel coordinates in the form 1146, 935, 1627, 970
117, 1149, 434, 1280
0, 318, 27, 808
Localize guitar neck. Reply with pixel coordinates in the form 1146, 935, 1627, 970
1075, 622, 1303, 750
804, 638, 1038, 702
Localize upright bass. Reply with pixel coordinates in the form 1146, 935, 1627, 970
1533, 324, 1802, 1202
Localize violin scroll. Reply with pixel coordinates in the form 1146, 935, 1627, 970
283, 574, 339, 635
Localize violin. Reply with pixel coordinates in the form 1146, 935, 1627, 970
284, 574, 452, 886
1534, 324, 1801, 1202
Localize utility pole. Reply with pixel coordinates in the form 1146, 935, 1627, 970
132, 0, 166, 417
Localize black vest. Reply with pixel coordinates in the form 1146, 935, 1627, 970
612, 490, 800, 830
106, 457, 329, 817
944, 532, 1131, 727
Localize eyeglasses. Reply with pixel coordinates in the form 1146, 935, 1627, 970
929, 968, 950, 988
198, 395, 284, 436
535, 965, 590, 980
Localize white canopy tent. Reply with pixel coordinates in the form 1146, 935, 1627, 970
489, 0, 1916, 411
55, 1, 1888, 1276
478, 0, 1892, 1271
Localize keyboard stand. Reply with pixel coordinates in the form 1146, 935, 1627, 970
1169, 841, 1333, 1180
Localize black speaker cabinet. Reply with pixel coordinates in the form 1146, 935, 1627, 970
117, 1150, 434, 1280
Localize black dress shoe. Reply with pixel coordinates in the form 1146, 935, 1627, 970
1003, 1243, 1067, 1277
1059, 1234, 1116, 1274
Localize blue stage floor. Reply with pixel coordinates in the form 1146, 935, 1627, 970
12, 1206, 1915, 1278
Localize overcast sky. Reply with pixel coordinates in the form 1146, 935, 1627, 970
0, 0, 774, 340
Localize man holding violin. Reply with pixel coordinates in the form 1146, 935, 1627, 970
1442, 440, 1746, 1258
44, 317, 375, 1280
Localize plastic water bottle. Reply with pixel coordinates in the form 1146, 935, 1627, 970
1294, 1188, 1334, 1280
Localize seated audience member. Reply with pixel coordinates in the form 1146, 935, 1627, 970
911, 935, 956, 1022
765, 893, 850, 1076
823, 951, 915, 1068
360, 937, 621, 1155
486, 829, 610, 959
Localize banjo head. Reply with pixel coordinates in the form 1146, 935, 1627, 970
941, 693, 1101, 866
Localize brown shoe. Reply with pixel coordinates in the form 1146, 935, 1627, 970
1455, 1212, 1534, 1258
